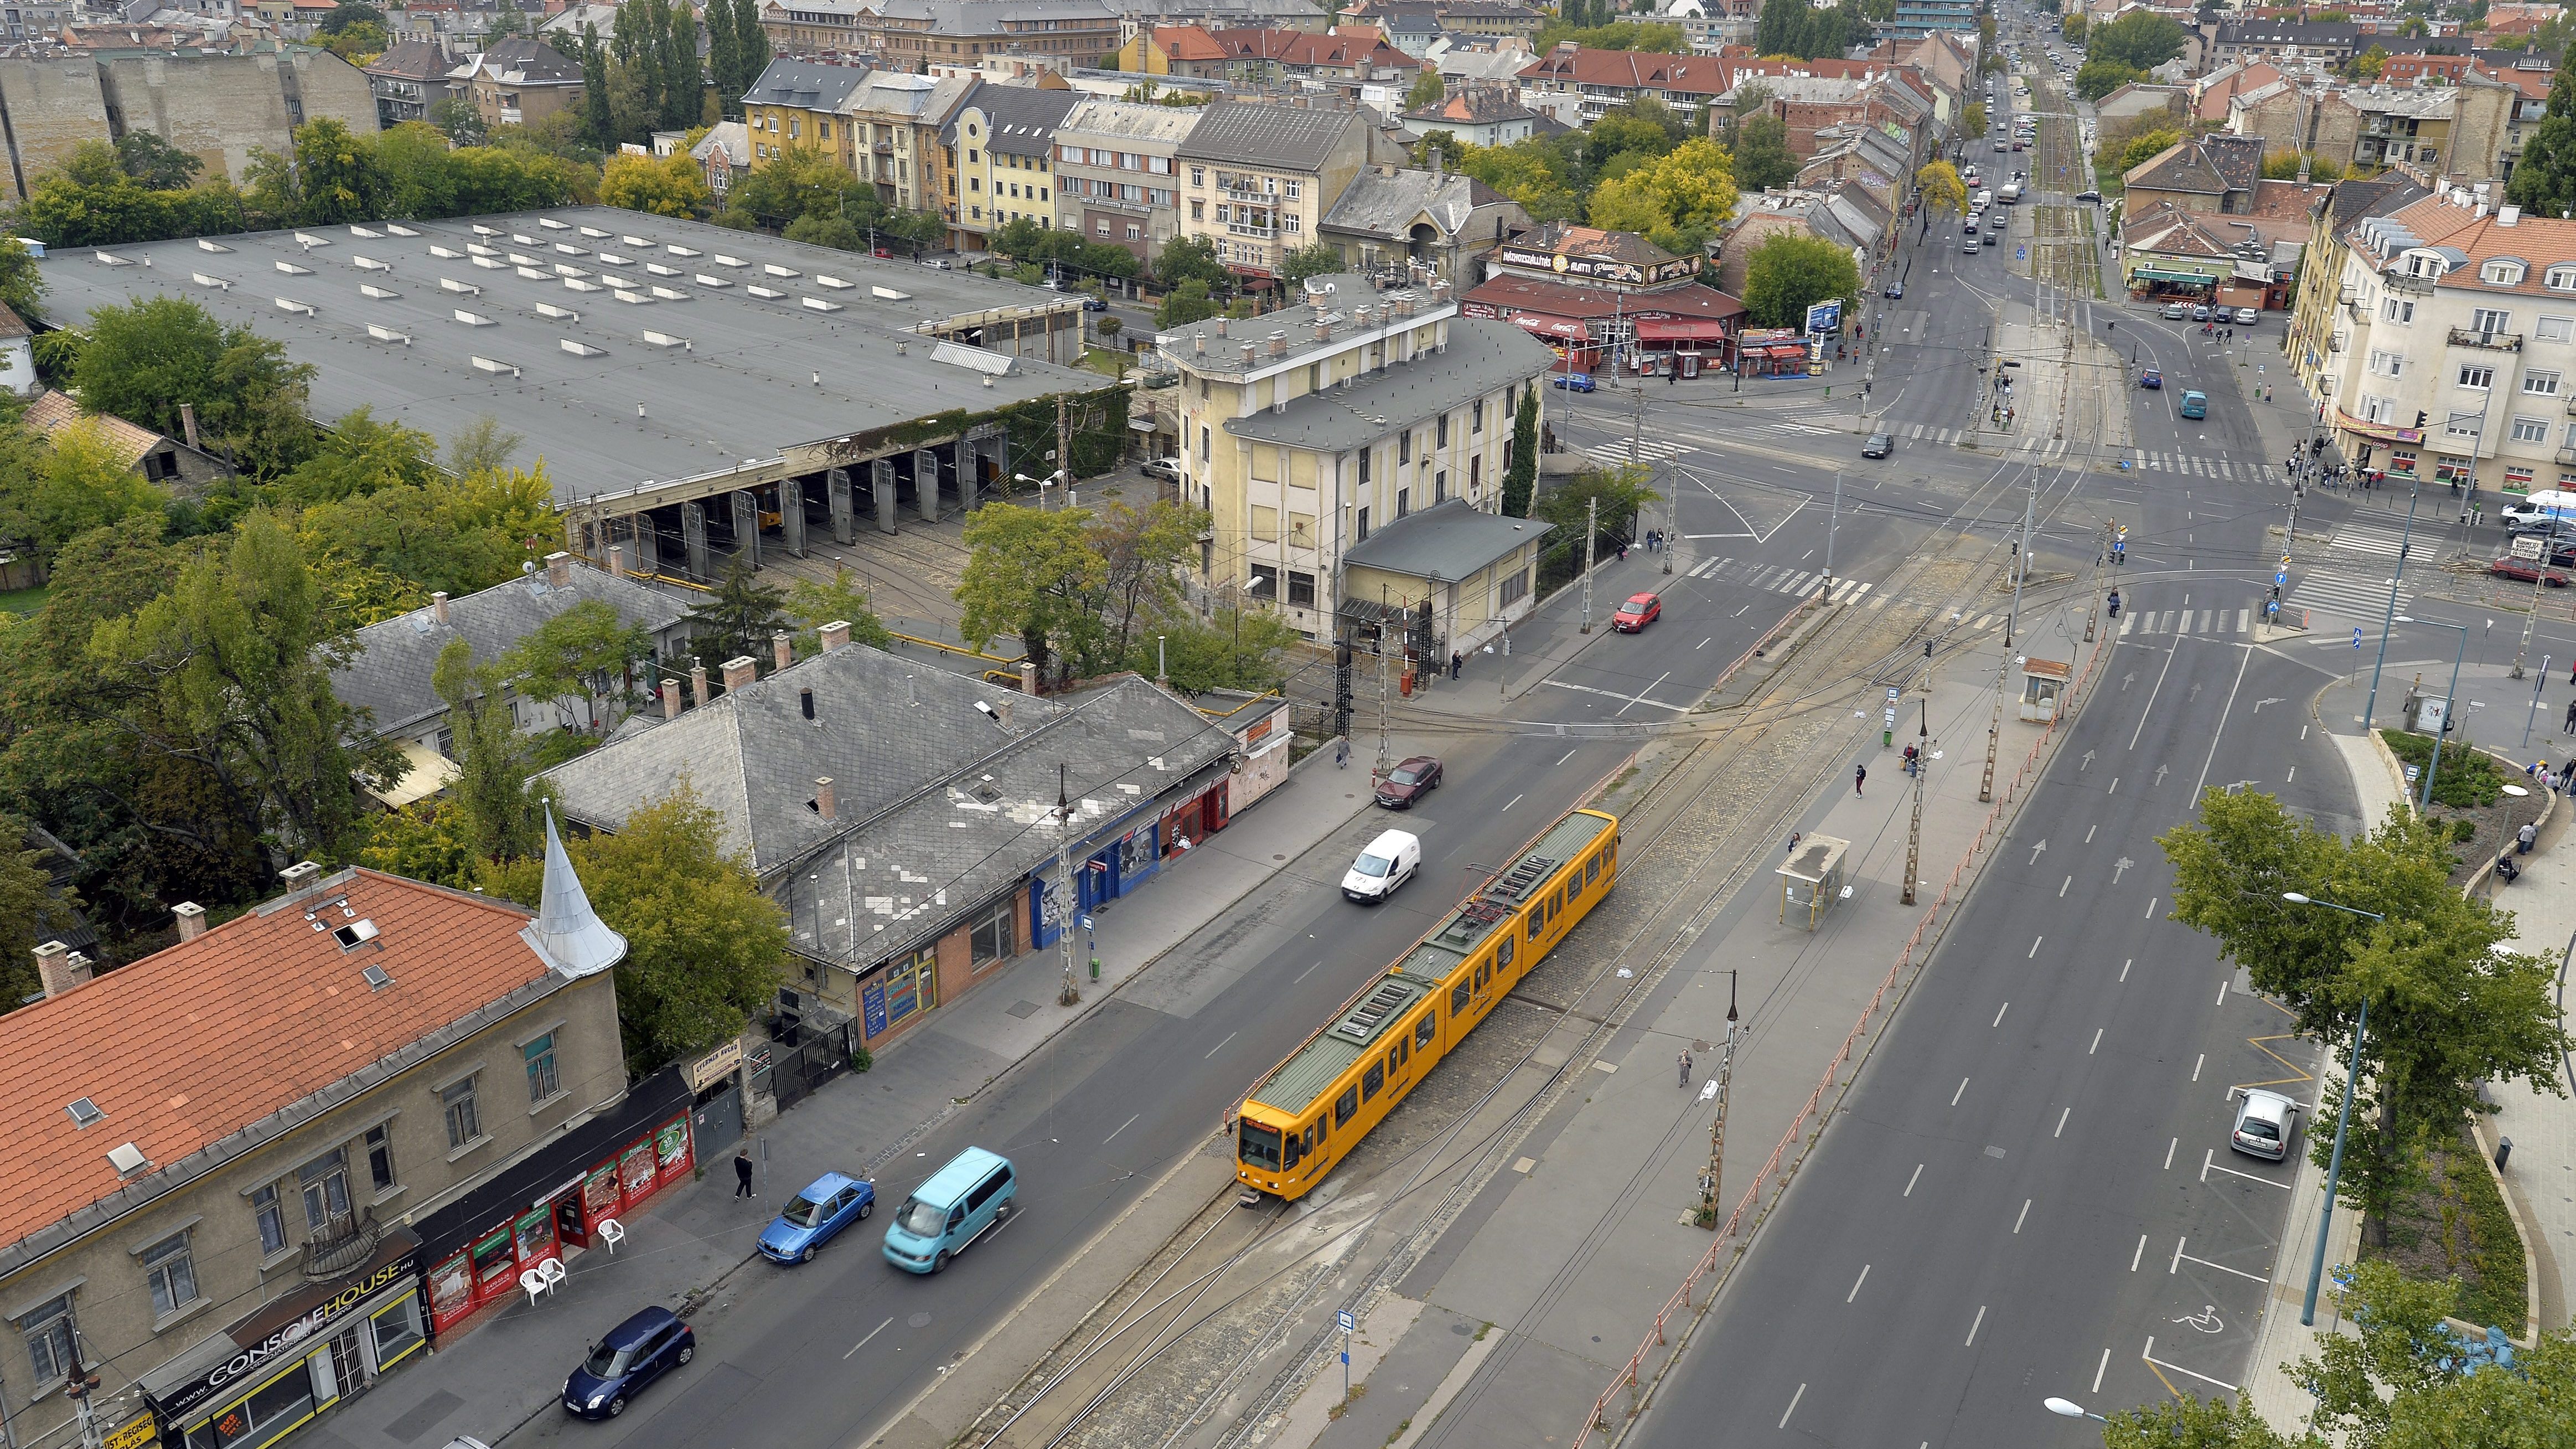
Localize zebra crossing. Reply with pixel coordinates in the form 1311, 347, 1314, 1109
1682, 554, 1877, 604
2321, 515, 2413, 559
2285, 571, 2408, 621
1584, 437, 1692, 467
2122, 452, 2279, 483
2114, 607, 2265, 637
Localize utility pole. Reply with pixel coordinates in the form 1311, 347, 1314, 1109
1055, 394, 1073, 511
2007, 475, 2033, 647
1054, 763, 1079, 1005
2362, 478, 2424, 733
2513, 540, 2547, 679
1696, 974, 1738, 1229
1375, 600, 1393, 782
1903, 693, 1927, 905
1824, 469, 1842, 601
1579, 494, 1598, 633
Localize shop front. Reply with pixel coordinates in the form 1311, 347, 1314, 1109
2331, 412, 2427, 479
143, 1233, 429, 1449
1734, 328, 1814, 378
413, 1068, 694, 1335
1631, 316, 1734, 370
2128, 266, 2216, 301
1503, 313, 1602, 375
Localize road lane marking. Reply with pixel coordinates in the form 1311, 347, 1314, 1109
2177, 1247, 2270, 1283
2060, 875, 2071, 898
845, 1317, 894, 1358
2192, 1054, 2205, 1082
1952, 1077, 1970, 1106
2089, 1028, 2103, 1054
2216, 978, 2228, 1006
1905, 1163, 1923, 1196
2094, 1348, 2112, 1393
1538, 679, 1686, 711
2055, 1106, 2070, 1137
1965, 1305, 1988, 1347
2165, 1137, 2178, 1169
1294, 958, 1324, 983
2121, 958, 2133, 982
1698, 636, 1713, 647
1779, 1383, 1807, 1429
2192, 644, 2256, 800
2014, 1199, 2031, 1233
2130, 625, 2182, 750
2171, 1236, 2187, 1273
1555, 749, 1577, 766
2030, 936, 2044, 958
2202, 1153, 2295, 1190
1615, 670, 1673, 718
2086, 824, 2097, 842
1848, 1265, 1871, 1302
1104, 1113, 1140, 1143
1993, 1002, 2010, 1028
2146, 897, 2159, 918
1502, 794, 1523, 812
1204, 1031, 1237, 1059
2130, 1235, 2147, 1271
2143, 1340, 2242, 1393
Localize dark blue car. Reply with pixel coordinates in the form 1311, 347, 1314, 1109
1551, 373, 1596, 393
562, 1307, 694, 1419
758, 1172, 876, 1264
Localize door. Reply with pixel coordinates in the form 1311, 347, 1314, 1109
692, 1077, 744, 1157
332, 1324, 369, 1396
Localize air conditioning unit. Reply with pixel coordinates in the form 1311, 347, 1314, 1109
2329, 331, 2346, 351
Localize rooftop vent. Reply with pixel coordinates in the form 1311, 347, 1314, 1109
359, 283, 400, 300
696, 273, 735, 288
361, 962, 394, 991
65, 1097, 102, 1128
275, 260, 311, 275
333, 918, 379, 950
1331, 979, 1415, 1043
106, 1142, 149, 1179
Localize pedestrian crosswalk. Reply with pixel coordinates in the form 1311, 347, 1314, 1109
2322, 515, 2413, 559
2115, 607, 2263, 637
1682, 554, 1878, 604
2286, 569, 2408, 622
2120, 452, 2279, 483
1584, 437, 1692, 466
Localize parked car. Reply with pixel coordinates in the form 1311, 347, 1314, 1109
1375, 755, 1444, 808
1883, 281, 1906, 299
920, 257, 953, 270
2234, 306, 2259, 325
1140, 457, 1182, 482
759, 1172, 876, 1264
2191, 304, 2211, 322
1082, 295, 1110, 312
1341, 829, 1421, 903
2489, 556, 2573, 587
563, 1308, 695, 1419
1552, 373, 1596, 393
2075, 189, 2102, 203
2162, 301, 2189, 319
1862, 431, 1894, 458
2228, 1087, 2302, 1162
1613, 592, 1662, 632
2139, 368, 2162, 389
882, 1148, 1017, 1274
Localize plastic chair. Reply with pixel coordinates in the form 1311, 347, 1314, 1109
598, 1219, 626, 1255
536, 1257, 567, 1295
518, 1268, 547, 1307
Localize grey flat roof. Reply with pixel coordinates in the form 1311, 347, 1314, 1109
1220, 315, 1554, 453
34, 208, 1100, 504
1342, 497, 1551, 584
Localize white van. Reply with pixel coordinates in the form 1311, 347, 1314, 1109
2503, 491, 2576, 532
1973, 188, 1993, 209
1341, 829, 1421, 903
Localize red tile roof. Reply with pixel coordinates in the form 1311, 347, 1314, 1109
1518, 44, 1733, 97
1150, 24, 1227, 60
1207, 25, 1418, 69
2355, 193, 2576, 300
0, 869, 557, 1254
1463, 273, 1745, 322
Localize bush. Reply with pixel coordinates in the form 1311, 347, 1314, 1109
2378, 729, 2506, 807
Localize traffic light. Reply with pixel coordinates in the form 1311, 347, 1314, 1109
2415, 411, 2428, 429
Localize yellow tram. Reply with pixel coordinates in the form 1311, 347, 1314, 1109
1233, 807, 1620, 1201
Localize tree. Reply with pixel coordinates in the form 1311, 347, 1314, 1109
2087, 11, 2185, 69
731, 0, 769, 109
323, 21, 387, 61
432, 639, 542, 862
0, 236, 42, 325
2075, 58, 2145, 101
2099, 1395, 2295, 1449
504, 601, 654, 737
70, 295, 317, 477
685, 558, 790, 678
245, 118, 394, 226
2351, 42, 2391, 79
1088, 500, 1204, 669
1731, 114, 1798, 191
1915, 159, 1967, 218
1528, 17, 1688, 51
359, 799, 484, 891
2157, 792, 2572, 1246
1145, 607, 1303, 692
1959, 101, 1987, 136
1405, 66, 1445, 111
2058, 11, 2084, 42
580, 24, 616, 150
112, 132, 204, 190
2119, 127, 2185, 172
1587, 136, 1740, 256
705, 0, 741, 121
0, 828, 66, 1014
0, 417, 167, 565
1157, 278, 1221, 328
1504, 386, 1538, 518
1279, 240, 1347, 287
1741, 230, 1858, 329
601, 149, 712, 216
2506, 68, 2576, 220
1536, 464, 1661, 557
1155, 234, 1231, 291
955, 502, 1105, 684
783, 566, 893, 656
317, 0, 382, 32
430, 95, 489, 147
446, 417, 524, 478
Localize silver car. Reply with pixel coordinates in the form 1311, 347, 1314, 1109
2229, 1087, 2302, 1161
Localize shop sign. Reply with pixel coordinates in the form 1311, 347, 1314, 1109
685, 1039, 742, 1092
1460, 301, 1498, 318
104, 1414, 157, 1449
863, 978, 888, 1038
161, 1251, 420, 1416
1241, 713, 1274, 749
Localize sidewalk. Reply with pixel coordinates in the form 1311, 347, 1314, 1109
302, 749, 1377, 1449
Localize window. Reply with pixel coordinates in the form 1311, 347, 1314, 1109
524, 1033, 561, 1105
2548, 266, 2576, 292
365, 1125, 396, 1192
142, 1233, 198, 1317
2526, 371, 2562, 396
1361, 1061, 1384, 1101
252, 1184, 286, 1256
2543, 316, 2575, 344
1449, 979, 1470, 1015
298, 1148, 351, 1234
969, 896, 1015, 967
1189, 165, 1204, 186
2369, 349, 2404, 378
2506, 465, 2537, 491
1396, 486, 1410, 518
2383, 297, 2415, 323
2446, 414, 2481, 438
1434, 470, 1447, 502
1287, 571, 1316, 607
2513, 416, 2550, 443
2482, 260, 2526, 286
1472, 401, 1484, 434
1499, 569, 1528, 607
1358, 447, 1371, 483
1436, 414, 1449, 446
2459, 363, 2496, 389
1189, 199, 1203, 220
1356, 506, 1369, 540
24, 1295, 75, 1383
1414, 1012, 1435, 1051
1399, 431, 1411, 464
441, 1076, 481, 1150
1334, 1084, 1359, 1126
1471, 456, 1482, 493
1284, 179, 1300, 200
2473, 307, 2513, 336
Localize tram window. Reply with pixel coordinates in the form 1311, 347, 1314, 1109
1474, 960, 1489, 989
1414, 1013, 1435, 1051
1450, 981, 1471, 1015
1362, 1062, 1384, 1101
1587, 854, 1600, 885
1335, 1086, 1359, 1126
1498, 937, 1515, 968
1394, 1035, 1408, 1068
1305, 1124, 1318, 1154
1282, 1133, 1301, 1169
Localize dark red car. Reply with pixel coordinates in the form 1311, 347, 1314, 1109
1613, 592, 1662, 632
1375, 756, 1444, 809
2489, 556, 2572, 587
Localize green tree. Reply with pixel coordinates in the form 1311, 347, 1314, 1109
1279, 240, 1347, 287
601, 149, 712, 216
705, 0, 742, 120
0, 416, 167, 565
1731, 114, 1799, 190
1145, 607, 1303, 692
2075, 58, 2145, 101
432, 639, 542, 862
1588, 136, 1740, 255
1155, 234, 1232, 291
0, 233, 43, 325
2507, 68, 2576, 220
2087, 9, 2185, 68
273, 407, 439, 508
731, 0, 769, 108
1503, 386, 1539, 518
2119, 127, 2185, 172
69, 295, 317, 477
112, 132, 204, 190
1157, 278, 1221, 327
1405, 66, 1445, 111
684, 558, 792, 679
2157, 792, 2573, 1247
1529, 17, 1688, 51
0, 828, 66, 1014
1959, 101, 1987, 136
2099, 1395, 2295, 1449
359, 798, 484, 891
1741, 230, 1858, 329
2351, 42, 2391, 79
1535, 464, 1661, 558
580, 24, 617, 149
2058, 11, 2083, 41
504, 601, 654, 736
446, 417, 524, 478
430, 95, 489, 147
1088, 500, 1205, 669
323, 21, 387, 60
317, 0, 382, 33
783, 566, 893, 656
955, 502, 1105, 684
1915, 159, 1967, 217
245, 118, 393, 226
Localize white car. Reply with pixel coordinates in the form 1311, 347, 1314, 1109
1140, 457, 1182, 482
2228, 1087, 2303, 1161
1341, 829, 1421, 903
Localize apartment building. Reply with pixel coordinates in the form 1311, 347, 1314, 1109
1513, 42, 1730, 123
846, 69, 976, 212
2227, 74, 2516, 190
943, 81, 1080, 246
1175, 99, 1404, 283
468, 37, 583, 130
1054, 98, 1204, 261
1159, 275, 1558, 654
2310, 189, 2576, 498
741, 58, 872, 167
2286, 171, 2429, 401
758, 0, 1123, 66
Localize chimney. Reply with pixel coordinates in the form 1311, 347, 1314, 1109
720, 654, 758, 692
1312, 319, 1330, 343
660, 677, 682, 719
1429, 143, 1442, 178
173, 901, 205, 942
1019, 659, 1038, 694
1268, 331, 1288, 356
544, 550, 572, 587
34, 941, 90, 998
815, 776, 836, 821
773, 630, 794, 671
820, 619, 852, 652
608, 544, 625, 579
1194, 332, 1206, 357
431, 590, 450, 624
689, 662, 709, 707
1215, 316, 1229, 337
278, 860, 322, 896
179, 401, 200, 450
1241, 342, 1256, 366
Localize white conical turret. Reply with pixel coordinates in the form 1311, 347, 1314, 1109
521, 806, 627, 979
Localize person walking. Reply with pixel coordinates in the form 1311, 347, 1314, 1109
2519, 821, 2538, 855
1854, 762, 1867, 796
1336, 736, 1349, 767
733, 1146, 756, 1198
1678, 1050, 1694, 1089
1450, 650, 1463, 680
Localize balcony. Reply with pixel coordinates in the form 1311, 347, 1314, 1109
300, 1211, 383, 1280
2449, 327, 2524, 352
2386, 274, 2435, 297
2559, 445, 2576, 466
1225, 222, 1275, 239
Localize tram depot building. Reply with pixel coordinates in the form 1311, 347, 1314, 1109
0, 845, 643, 1449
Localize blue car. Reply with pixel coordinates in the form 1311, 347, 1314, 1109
1551, 373, 1596, 393
758, 1172, 877, 1264
562, 1307, 694, 1419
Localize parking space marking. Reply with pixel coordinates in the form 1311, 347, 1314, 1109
2200, 1150, 2294, 1191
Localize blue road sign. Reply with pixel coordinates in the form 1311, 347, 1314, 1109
2354, 627, 2365, 649
1338, 1311, 1356, 1332
2016, 245, 2027, 260
2275, 571, 2288, 585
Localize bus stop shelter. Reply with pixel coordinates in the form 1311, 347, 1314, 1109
1778, 834, 1850, 929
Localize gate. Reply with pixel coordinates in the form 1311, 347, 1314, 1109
768, 1022, 851, 1112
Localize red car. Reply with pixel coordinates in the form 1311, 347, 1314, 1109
2489, 556, 2572, 587
1375, 756, 1444, 809
1613, 592, 1662, 632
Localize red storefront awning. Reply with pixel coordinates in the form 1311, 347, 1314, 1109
2334, 411, 2426, 445
1760, 343, 1808, 358
1513, 313, 1590, 341
1632, 317, 1732, 343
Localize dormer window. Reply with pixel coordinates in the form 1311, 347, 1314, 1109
2548, 265, 2576, 293
2482, 260, 2527, 286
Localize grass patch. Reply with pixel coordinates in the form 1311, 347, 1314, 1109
1082, 347, 1131, 378
0, 584, 50, 615
2360, 1116, 2528, 1338
2377, 728, 2505, 807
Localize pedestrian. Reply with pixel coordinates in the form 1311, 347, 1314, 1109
1678, 1050, 1694, 1089
1618, 541, 1628, 561
734, 1146, 756, 1198
1903, 742, 1920, 777
1854, 762, 1867, 796
1450, 649, 1463, 680
1336, 736, 1349, 767
1787, 831, 1802, 857
2520, 821, 2538, 854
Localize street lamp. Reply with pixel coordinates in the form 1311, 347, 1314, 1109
1696, 971, 1741, 1230
2280, 890, 2383, 1326
2042, 1398, 2108, 1423
2394, 615, 2468, 808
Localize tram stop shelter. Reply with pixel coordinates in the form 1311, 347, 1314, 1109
2018, 658, 2071, 724
1777, 834, 1849, 929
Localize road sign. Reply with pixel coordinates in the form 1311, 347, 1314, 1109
1887, 687, 1901, 703
2406, 764, 2422, 782
1338, 1310, 1356, 1332
2511, 533, 2546, 560
2353, 627, 2365, 649
2016, 244, 2026, 261
2275, 571, 2288, 585
1080, 914, 1094, 930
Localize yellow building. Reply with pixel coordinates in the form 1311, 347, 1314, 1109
1157, 274, 1558, 656
943, 81, 1080, 247
741, 57, 871, 169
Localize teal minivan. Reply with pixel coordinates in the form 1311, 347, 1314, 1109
882, 1147, 1017, 1273
2178, 390, 2207, 419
